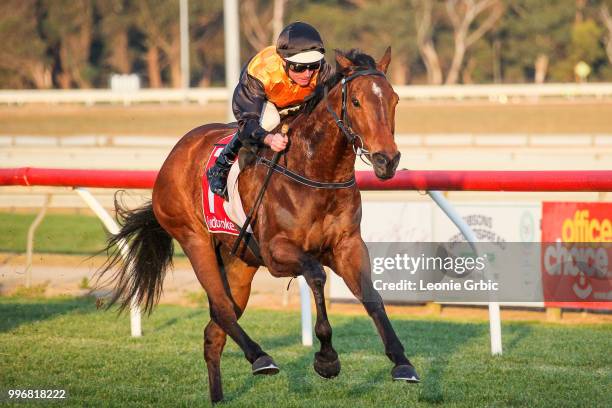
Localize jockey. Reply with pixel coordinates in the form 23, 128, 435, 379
207, 21, 334, 198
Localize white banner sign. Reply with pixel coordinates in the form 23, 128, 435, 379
330, 202, 433, 300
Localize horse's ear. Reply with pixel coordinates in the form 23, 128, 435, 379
335, 49, 353, 72
376, 46, 392, 74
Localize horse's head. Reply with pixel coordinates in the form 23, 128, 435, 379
333, 47, 400, 180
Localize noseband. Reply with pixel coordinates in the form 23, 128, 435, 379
325, 68, 386, 164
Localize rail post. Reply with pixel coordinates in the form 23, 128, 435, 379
427, 190, 502, 356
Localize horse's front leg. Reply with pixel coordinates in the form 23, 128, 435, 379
331, 235, 420, 382
267, 237, 341, 378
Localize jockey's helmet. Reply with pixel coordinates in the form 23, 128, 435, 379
276, 22, 325, 64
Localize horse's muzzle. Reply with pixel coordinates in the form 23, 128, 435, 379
372, 151, 401, 180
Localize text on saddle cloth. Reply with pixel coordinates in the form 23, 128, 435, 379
202, 133, 252, 235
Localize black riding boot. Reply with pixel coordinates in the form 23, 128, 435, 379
207, 133, 243, 199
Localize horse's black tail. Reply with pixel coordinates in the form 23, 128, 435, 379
96, 195, 174, 315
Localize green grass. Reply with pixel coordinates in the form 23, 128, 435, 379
0, 212, 186, 257
0, 213, 108, 255
1, 296, 610, 407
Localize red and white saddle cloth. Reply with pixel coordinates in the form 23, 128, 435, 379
202, 134, 252, 236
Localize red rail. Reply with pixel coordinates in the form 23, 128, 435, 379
1, 167, 611, 192
0, 167, 157, 189
356, 170, 612, 192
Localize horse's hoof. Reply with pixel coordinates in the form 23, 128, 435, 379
313, 354, 341, 379
252, 355, 280, 376
391, 364, 420, 383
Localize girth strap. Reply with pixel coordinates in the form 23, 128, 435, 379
257, 156, 356, 189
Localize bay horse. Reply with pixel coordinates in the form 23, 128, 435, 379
98, 47, 419, 403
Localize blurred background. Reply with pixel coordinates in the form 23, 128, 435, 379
0, 1, 610, 309
2, 0, 612, 88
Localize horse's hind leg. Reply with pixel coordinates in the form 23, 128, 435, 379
204, 247, 259, 403
204, 322, 226, 403
180, 234, 275, 374
331, 235, 420, 382
268, 238, 340, 379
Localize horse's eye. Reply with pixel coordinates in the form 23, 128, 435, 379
351, 97, 360, 108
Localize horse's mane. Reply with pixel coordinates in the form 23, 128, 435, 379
301, 49, 377, 115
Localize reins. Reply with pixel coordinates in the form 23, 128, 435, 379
256, 156, 355, 189
254, 67, 387, 189
231, 126, 287, 257
232, 68, 386, 256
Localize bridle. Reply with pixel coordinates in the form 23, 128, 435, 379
254, 68, 388, 191
236, 68, 390, 255
325, 68, 386, 165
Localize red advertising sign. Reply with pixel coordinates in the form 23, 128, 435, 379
541, 202, 612, 309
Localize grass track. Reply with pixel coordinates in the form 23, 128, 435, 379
1, 296, 610, 407
0, 213, 107, 255
0, 212, 185, 256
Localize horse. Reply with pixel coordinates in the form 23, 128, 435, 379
98, 47, 420, 403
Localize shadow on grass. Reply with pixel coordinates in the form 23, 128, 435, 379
0, 297, 533, 406
223, 312, 491, 404
501, 323, 533, 354
0, 295, 95, 333
153, 309, 205, 332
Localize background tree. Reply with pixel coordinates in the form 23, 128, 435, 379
240, 0, 287, 58
413, 0, 444, 84
412, 0, 503, 84
355, 0, 417, 84
567, 19, 605, 79
191, 0, 224, 86
444, 0, 504, 84
241, 0, 271, 51
499, 0, 574, 83
547, 0, 608, 81
0, 0, 52, 88
273, 0, 288, 39
43, 0, 95, 88
132, 0, 183, 88
459, 29, 499, 83
2, 0, 612, 88
599, 0, 612, 65
97, 0, 135, 76
288, 0, 360, 55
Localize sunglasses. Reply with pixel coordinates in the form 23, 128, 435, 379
287, 61, 321, 73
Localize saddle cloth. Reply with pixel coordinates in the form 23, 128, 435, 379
202, 134, 252, 235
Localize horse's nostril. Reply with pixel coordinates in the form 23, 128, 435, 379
391, 152, 401, 166
374, 154, 387, 166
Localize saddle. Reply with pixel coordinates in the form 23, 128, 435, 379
202, 133, 250, 236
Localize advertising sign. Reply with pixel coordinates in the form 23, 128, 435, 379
432, 203, 542, 305
541, 202, 612, 310
432, 202, 541, 243
329, 202, 432, 301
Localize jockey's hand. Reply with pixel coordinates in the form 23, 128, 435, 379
264, 132, 288, 152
